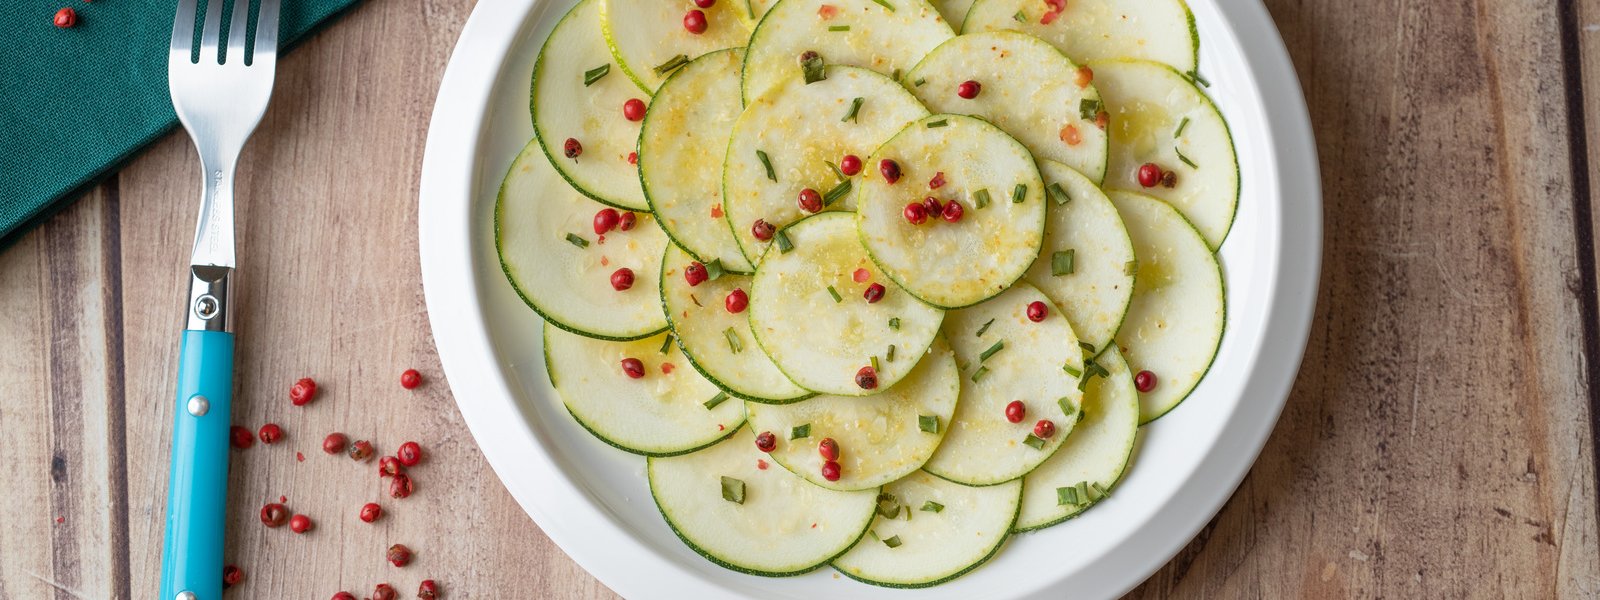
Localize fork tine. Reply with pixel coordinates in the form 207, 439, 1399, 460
200, 0, 224, 62
170, 0, 199, 58
253, 0, 281, 62
225, 0, 250, 61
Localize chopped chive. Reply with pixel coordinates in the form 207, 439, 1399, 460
891, 68, 902, 82
971, 366, 990, 382
841, 96, 864, 122
1174, 116, 1191, 138
869, 0, 895, 11
1124, 259, 1139, 276
1058, 396, 1075, 416
888, 317, 901, 330
904, 506, 914, 521
1052, 249, 1075, 276
659, 335, 675, 354
565, 233, 590, 248
583, 64, 611, 86
801, 52, 827, 84
918, 414, 939, 434
653, 54, 689, 75
979, 340, 1005, 362
825, 160, 845, 180
828, 24, 851, 31
1089, 359, 1110, 378
886, 344, 897, 362
1079, 341, 1097, 354
1047, 182, 1071, 205
724, 327, 743, 353
913, 77, 927, 87
871, 355, 881, 372
704, 258, 725, 281
720, 476, 746, 504
882, 535, 902, 548
756, 149, 776, 181
822, 179, 852, 206
1175, 147, 1198, 169
1013, 9, 1027, 22
790, 423, 811, 439
1012, 183, 1027, 204
827, 285, 842, 303
876, 494, 901, 518
1077, 372, 1092, 391
746, 0, 756, 18
1091, 482, 1110, 498
1057, 486, 1080, 505
975, 318, 995, 337
1063, 363, 1082, 378
869, 530, 879, 541
972, 188, 991, 209
1078, 98, 1102, 121
920, 500, 944, 513
1022, 434, 1047, 450
926, 118, 949, 128
1185, 70, 1210, 87
1076, 481, 1091, 502
703, 392, 729, 410
774, 229, 794, 253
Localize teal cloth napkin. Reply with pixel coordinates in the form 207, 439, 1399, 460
0, 0, 361, 248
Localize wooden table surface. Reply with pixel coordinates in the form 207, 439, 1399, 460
5, 0, 1600, 597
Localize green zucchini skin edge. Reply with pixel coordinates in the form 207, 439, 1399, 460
655, 246, 816, 404
495, 140, 667, 342
529, 0, 651, 212
645, 426, 881, 577
831, 479, 1023, 588
639, 48, 755, 273
541, 326, 746, 457
855, 113, 1046, 310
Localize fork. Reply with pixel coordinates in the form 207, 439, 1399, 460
160, 0, 278, 597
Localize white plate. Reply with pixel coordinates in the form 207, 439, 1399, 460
417, 0, 1321, 597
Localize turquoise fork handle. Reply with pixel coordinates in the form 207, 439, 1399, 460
158, 329, 235, 600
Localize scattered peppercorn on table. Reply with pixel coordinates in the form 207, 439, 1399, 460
2, 0, 1599, 597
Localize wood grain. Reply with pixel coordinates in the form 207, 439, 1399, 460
0, 0, 1597, 597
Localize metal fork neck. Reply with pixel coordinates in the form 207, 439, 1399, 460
188, 149, 238, 270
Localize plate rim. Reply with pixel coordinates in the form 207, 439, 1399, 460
417, 0, 1322, 597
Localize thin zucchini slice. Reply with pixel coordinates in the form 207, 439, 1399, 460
648, 427, 879, 576
961, 0, 1198, 74
724, 66, 929, 266
641, 48, 755, 273
744, 337, 959, 491
930, 0, 975, 30
602, 0, 754, 93
741, 0, 954, 104
660, 244, 811, 403
1015, 345, 1138, 531
923, 281, 1083, 485
544, 325, 745, 455
1092, 59, 1238, 249
748, 212, 945, 396
497, 139, 669, 341
905, 32, 1108, 183
833, 471, 1021, 588
1023, 160, 1134, 354
531, 0, 649, 210
1107, 190, 1224, 423
856, 114, 1045, 309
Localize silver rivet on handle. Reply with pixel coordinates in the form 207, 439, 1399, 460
187, 395, 209, 417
